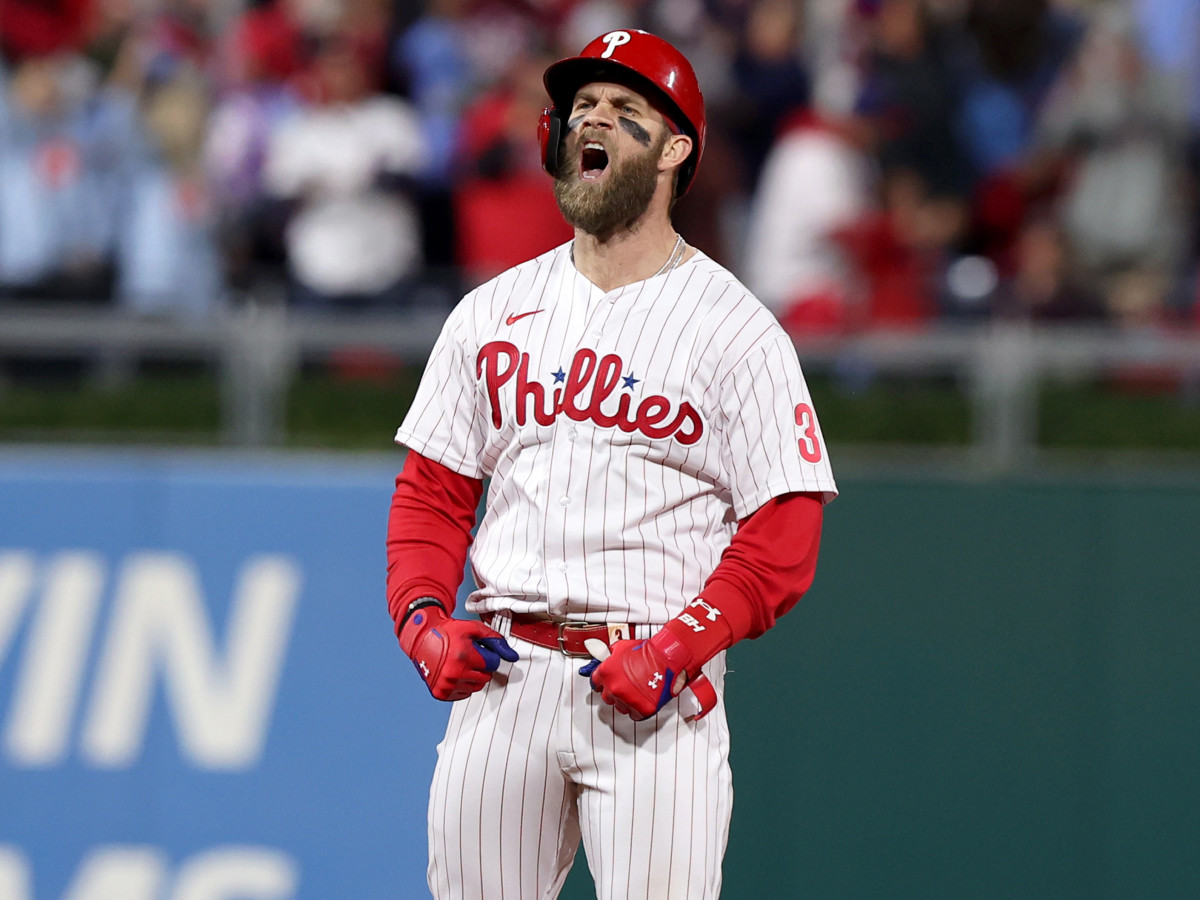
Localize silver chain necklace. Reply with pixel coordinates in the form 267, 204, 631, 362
652, 234, 686, 278
570, 234, 686, 279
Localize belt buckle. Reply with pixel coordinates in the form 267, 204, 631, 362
607, 623, 630, 644
555, 621, 632, 657
556, 622, 594, 658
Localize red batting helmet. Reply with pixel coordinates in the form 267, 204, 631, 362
539, 29, 707, 196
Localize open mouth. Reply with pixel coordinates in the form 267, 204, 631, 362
580, 142, 609, 180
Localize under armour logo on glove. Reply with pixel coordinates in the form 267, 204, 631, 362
580, 635, 717, 722
688, 597, 722, 621
582, 639, 678, 719
399, 607, 519, 701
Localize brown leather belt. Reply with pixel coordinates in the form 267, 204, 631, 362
487, 613, 633, 658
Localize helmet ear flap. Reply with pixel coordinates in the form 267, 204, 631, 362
538, 107, 565, 177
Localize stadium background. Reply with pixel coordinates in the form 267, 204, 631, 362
2, 0, 1200, 897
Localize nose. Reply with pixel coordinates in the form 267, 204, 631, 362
579, 103, 616, 130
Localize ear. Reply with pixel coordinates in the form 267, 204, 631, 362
658, 133, 693, 174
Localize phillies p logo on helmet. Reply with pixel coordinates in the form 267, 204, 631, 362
600, 31, 631, 58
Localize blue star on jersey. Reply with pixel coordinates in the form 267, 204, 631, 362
552, 368, 566, 383
622, 374, 639, 390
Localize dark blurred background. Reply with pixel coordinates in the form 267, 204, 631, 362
1, 0, 1198, 467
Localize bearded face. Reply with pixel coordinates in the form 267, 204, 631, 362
554, 123, 668, 236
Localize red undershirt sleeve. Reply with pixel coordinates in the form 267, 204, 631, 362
386, 450, 484, 638
693, 492, 825, 648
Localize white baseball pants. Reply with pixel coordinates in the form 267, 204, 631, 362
425, 614, 733, 900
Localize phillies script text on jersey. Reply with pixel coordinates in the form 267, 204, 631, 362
477, 340, 704, 444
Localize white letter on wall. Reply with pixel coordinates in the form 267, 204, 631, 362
172, 847, 298, 900
61, 846, 167, 900
4, 552, 106, 766
0, 552, 35, 672
81, 554, 301, 770
0, 844, 32, 900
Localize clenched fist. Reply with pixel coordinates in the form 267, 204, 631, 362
580, 628, 698, 720
400, 604, 519, 701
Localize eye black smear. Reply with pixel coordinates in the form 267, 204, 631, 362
619, 118, 652, 147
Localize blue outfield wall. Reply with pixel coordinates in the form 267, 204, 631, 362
4, 451, 1200, 900
0, 450, 448, 900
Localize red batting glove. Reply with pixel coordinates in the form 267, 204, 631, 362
584, 627, 700, 720
583, 597, 733, 720
399, 605, 519, 701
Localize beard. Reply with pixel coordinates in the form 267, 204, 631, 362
554, 132, 666, 236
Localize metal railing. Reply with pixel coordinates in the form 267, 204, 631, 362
4, 302, 1200, 467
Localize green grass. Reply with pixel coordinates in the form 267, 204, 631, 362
0, 369, 221, 443
1039, 382, 1200, 450
807, 375, 972, 445
285, 366, 423, 450
0, 362, 424, 448
2, 365, 1200, 457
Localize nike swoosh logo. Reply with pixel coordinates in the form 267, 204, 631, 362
505, 310, 544, 326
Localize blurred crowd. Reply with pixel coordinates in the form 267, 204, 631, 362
1, 0, 1198, 334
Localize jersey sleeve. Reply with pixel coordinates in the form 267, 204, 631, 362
386, 450, 484, 634
716, 333, 837, 517
698, 492, 824, 643
394, 302, 489, 479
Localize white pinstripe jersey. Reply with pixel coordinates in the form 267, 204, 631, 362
395, 241, 837, 624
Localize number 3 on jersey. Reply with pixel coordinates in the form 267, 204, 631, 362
794, 402, 822, 463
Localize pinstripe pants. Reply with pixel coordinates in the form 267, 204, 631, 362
426, 614, 733, 900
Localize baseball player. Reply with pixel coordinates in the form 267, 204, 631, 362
387, 29, 837, 899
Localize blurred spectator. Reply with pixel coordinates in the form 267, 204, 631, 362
802, 0, 866, 117
836, 168, 967, 327
956, 0, 1084, 268
854, 0, 973, 201
1, 0, 1198, 335
263, 35, 427, 308
335, 0, 393, 83
1130, 0, 1200, 131
391, 0, 478, 270
743, 108, 871, 333
1034, 2, 1191, 326
642, 0, 739, 111
115, 65, 223, 319
142, 0, 219, 74
394, 0, 549, 268
0, 0, 230, 316
395, 0, 545, 185
221, 0, 309, 91
204, 0, 307, 291
1130, 0, 1200, 283
0, 52, 122, 299
990, 214, 1107, 322
835, 0, 979, 327
958, 0, 1083, 180
393, 0, 478, 189
452, 53, 572, 285
0, 0, 93, 60
558, 0, 647, 54
728, 0, 811, 190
